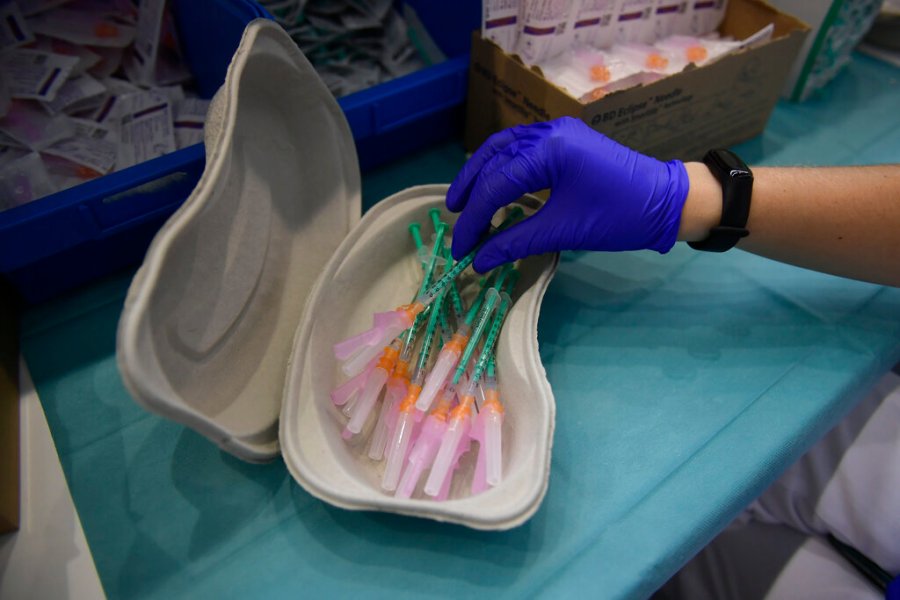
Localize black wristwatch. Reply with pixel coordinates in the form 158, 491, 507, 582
688, 149, 754, 252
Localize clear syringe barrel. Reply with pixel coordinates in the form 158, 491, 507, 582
340, 315, 407, 377
402, 303, 431, 354
399, 221, 446, 350
451, 262, 513, 384
382, 407, 416, 491
344, 366, 387, 437
438, 302, 454, 345
416, 251, 475, 308
343, 342, 398, 437
441, 244, 465, 321
429, 208, 466, 321
420, 222, 447, 291
395, 410, 446, 499
470, 291, 513, 385
415, 331, 466, 413
397, 382, 457, 498
367, 372, 405, 461
451, 288, 500, 385
415, 287, 447, 376
382, 372, 423, 491
330, 357, 377, 406
481, 381, 504, 486
423, 396, 474, 497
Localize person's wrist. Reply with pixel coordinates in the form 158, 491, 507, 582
678, 161, 723, 242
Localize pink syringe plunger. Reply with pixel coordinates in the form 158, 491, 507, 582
480, 385, 505, 488
381, 378, 423, 491
435, 432, 473, 502
394, 384, 457, 499
330, 357, 377, 406
415, 330, 467, 413
367, 358, 410, 460
341, 342, 400, 439
335, 308, 417, 377
423, 393, 476, 497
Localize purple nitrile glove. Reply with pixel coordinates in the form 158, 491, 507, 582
447, 117, 690, 272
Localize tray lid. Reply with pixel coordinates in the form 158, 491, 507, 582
116, 19, 360, 461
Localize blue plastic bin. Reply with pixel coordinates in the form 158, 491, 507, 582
0, 0, 480, 304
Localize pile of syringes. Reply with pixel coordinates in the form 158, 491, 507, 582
330, 207, 523, 500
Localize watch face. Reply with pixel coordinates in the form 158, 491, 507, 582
709, 149, 752, 178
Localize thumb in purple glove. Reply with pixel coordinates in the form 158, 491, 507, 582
446, 117, 690, 272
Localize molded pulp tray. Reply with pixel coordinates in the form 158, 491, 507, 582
117, 20, 558, 530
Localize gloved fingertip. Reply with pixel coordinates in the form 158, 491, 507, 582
445, 182, 464, 212
450, 234, 471, 262
473, 245, 508, 274
472, 252, 499, 274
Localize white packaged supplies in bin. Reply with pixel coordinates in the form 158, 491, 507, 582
117, 19, 559, 530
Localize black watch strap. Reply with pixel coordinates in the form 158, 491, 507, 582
688, 149, 754, 252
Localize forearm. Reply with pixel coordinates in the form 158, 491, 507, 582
679, 162, 900, 287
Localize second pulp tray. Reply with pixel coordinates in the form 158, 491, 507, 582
116, 19, 558, 529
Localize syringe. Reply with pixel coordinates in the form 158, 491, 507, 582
428, 208, 465, 323
395, 373, 469, 499
414, 264, 514, 414
334, 222, 447, 377
341, 339, 401, 439
382, 278, 450, 491
423, 277, 517, 497
471, 355, 504, 493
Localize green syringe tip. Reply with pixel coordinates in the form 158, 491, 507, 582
428, 208, 442, 230
408, 222, 423, 248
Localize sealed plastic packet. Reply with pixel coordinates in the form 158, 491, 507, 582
124, 0, 191, 87
516, 0, 577, 65
483, 0, 520, 53
686, 0, 728, 36
42, 118, 118, 182
31, 36, 103, 76
115, 90, 176, 169
571, 0, 619, 48
40, 74, 107, 115
613, 0, 657, 43
0, 49, 80, 102
173, 98, 210, 149
91, 77, 143, 123
0, 2, 35, 50
539, 44, 640, 100
652, 0, 689, 40
654, 34, 741, 67
613, 41, 681, 74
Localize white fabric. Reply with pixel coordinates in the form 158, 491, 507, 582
749, 370, 900, 573
654, 369, 900, 600
653, 521, 881, 600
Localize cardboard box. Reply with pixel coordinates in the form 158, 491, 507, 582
0, 279, 20, 534
465, 0, 810, 160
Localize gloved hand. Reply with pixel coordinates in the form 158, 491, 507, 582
447, 117, 690, 272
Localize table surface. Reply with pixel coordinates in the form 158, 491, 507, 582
16, 53, 900, 600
